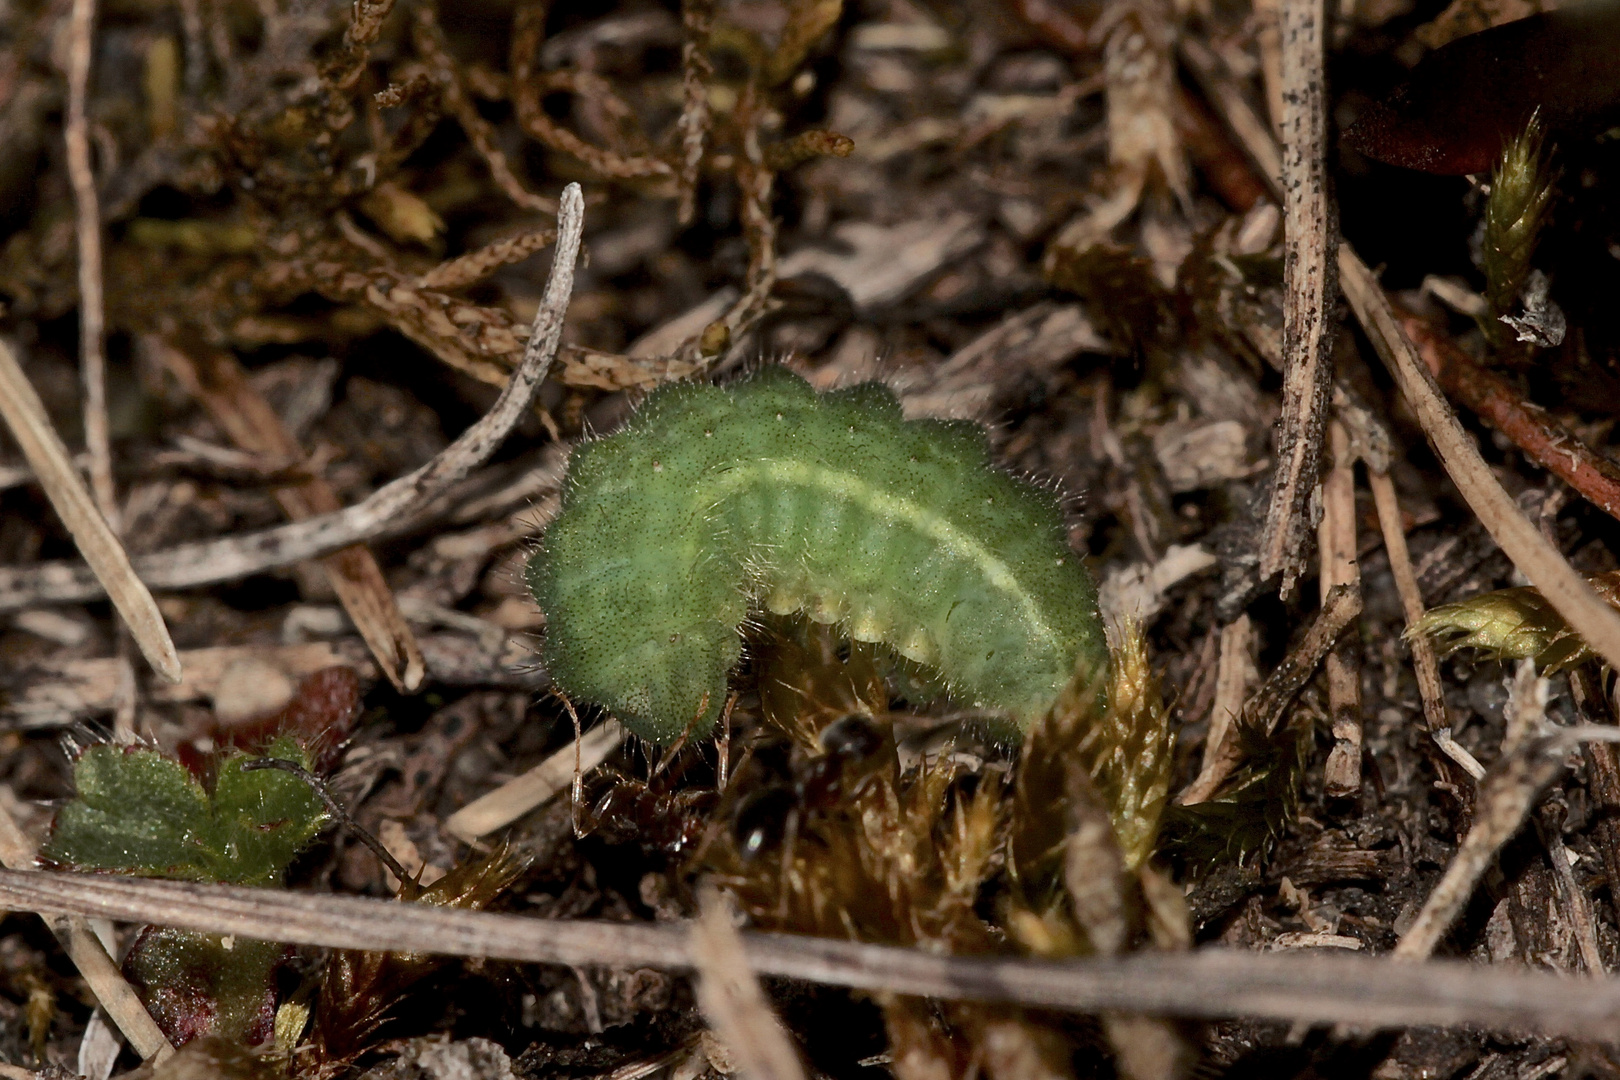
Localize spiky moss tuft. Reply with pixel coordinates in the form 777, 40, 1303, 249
1480, 113, 1555, 346
528, 366, 1107, 743
1410, 569, 1620, 673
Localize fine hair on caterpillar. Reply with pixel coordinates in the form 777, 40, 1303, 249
527, 364, 1108, 744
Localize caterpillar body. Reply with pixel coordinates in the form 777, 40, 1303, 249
527, 366, 1106, 744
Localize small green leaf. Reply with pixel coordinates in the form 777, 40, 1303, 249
45, 747, 214, 879
46, 737, 329, 886
212, 738, 326, 885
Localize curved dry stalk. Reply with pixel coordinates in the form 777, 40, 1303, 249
0, 184, 585, 613
0, 341, 180, 680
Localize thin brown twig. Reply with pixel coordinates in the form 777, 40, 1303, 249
1397, 304, 1620, 524
1005, 0, 1092, 51
1339, 244, 1620, 671
1177, 38, 1283, 200
416, 226, 557, 291
1572, 668, 1620, 928
1537, 804, 1606, 975
1171, 85, 1270, 213
64, 0, 117, 529
0, 341, 180, 680
267, 251, 521, 389
1367, 469, 1484, 785
1181, 586, 1359, 803
1253, 0, 1285, 134
1318, 422, 1363, 798
706, 81, 780, 362
1258, 0, 1336, 597
508, 5, 672, 181
1251, 583, 1362, 737
1182, 615, 1255, 804
412, 9, 557, 215
0, 184, 585, 611
320, 0, 397, 131
4, 633, 543, 729
8, 870, 1620, 1038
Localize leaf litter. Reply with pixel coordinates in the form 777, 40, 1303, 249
7, 0, 1620, 1077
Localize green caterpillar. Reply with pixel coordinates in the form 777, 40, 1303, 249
527, 366, 1106, 743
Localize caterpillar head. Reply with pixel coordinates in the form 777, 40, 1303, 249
553, 616, 737, 739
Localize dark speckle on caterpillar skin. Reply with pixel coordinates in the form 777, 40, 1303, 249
526, 365, 1107, 744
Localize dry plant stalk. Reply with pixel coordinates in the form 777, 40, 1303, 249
1338, 243, 1620, 670
1368, 470, 1483, 784
0, 184, 586, 611
1536, 798, 1606, 974
321, 0, 397, 131
1181, 585, 1360, 803
0, 340, 180, 681
1398, 304, 1620, 524
14, 869, 1620, 1037
1318, 422, 1363, 798
416, 226, 557, 291
1171, 85, 1272, 212
4, 633, 537, 728
1184, 616, 1256, 803
712, 83, 782, 360
1253, 0, 1286, 133
445, 720, 624, 843
691, 890, 807, 1080
1259, 0, 1336, 596
508, 5, 673, 180
264, 250, 526, 390
676, 0, 718, 225
64, 0, 116, 527
412, 9, 557, 215
1571, 669, 1620, 927
1177, 38, 1283, 198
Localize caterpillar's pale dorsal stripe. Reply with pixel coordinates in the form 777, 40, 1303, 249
708, 458, 1059, 648
527, 366, 1106, 743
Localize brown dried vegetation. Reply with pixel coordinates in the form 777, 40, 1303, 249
9, 0, 1620, 1078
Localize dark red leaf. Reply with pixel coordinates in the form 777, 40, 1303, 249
1343, 4, 1620, 174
